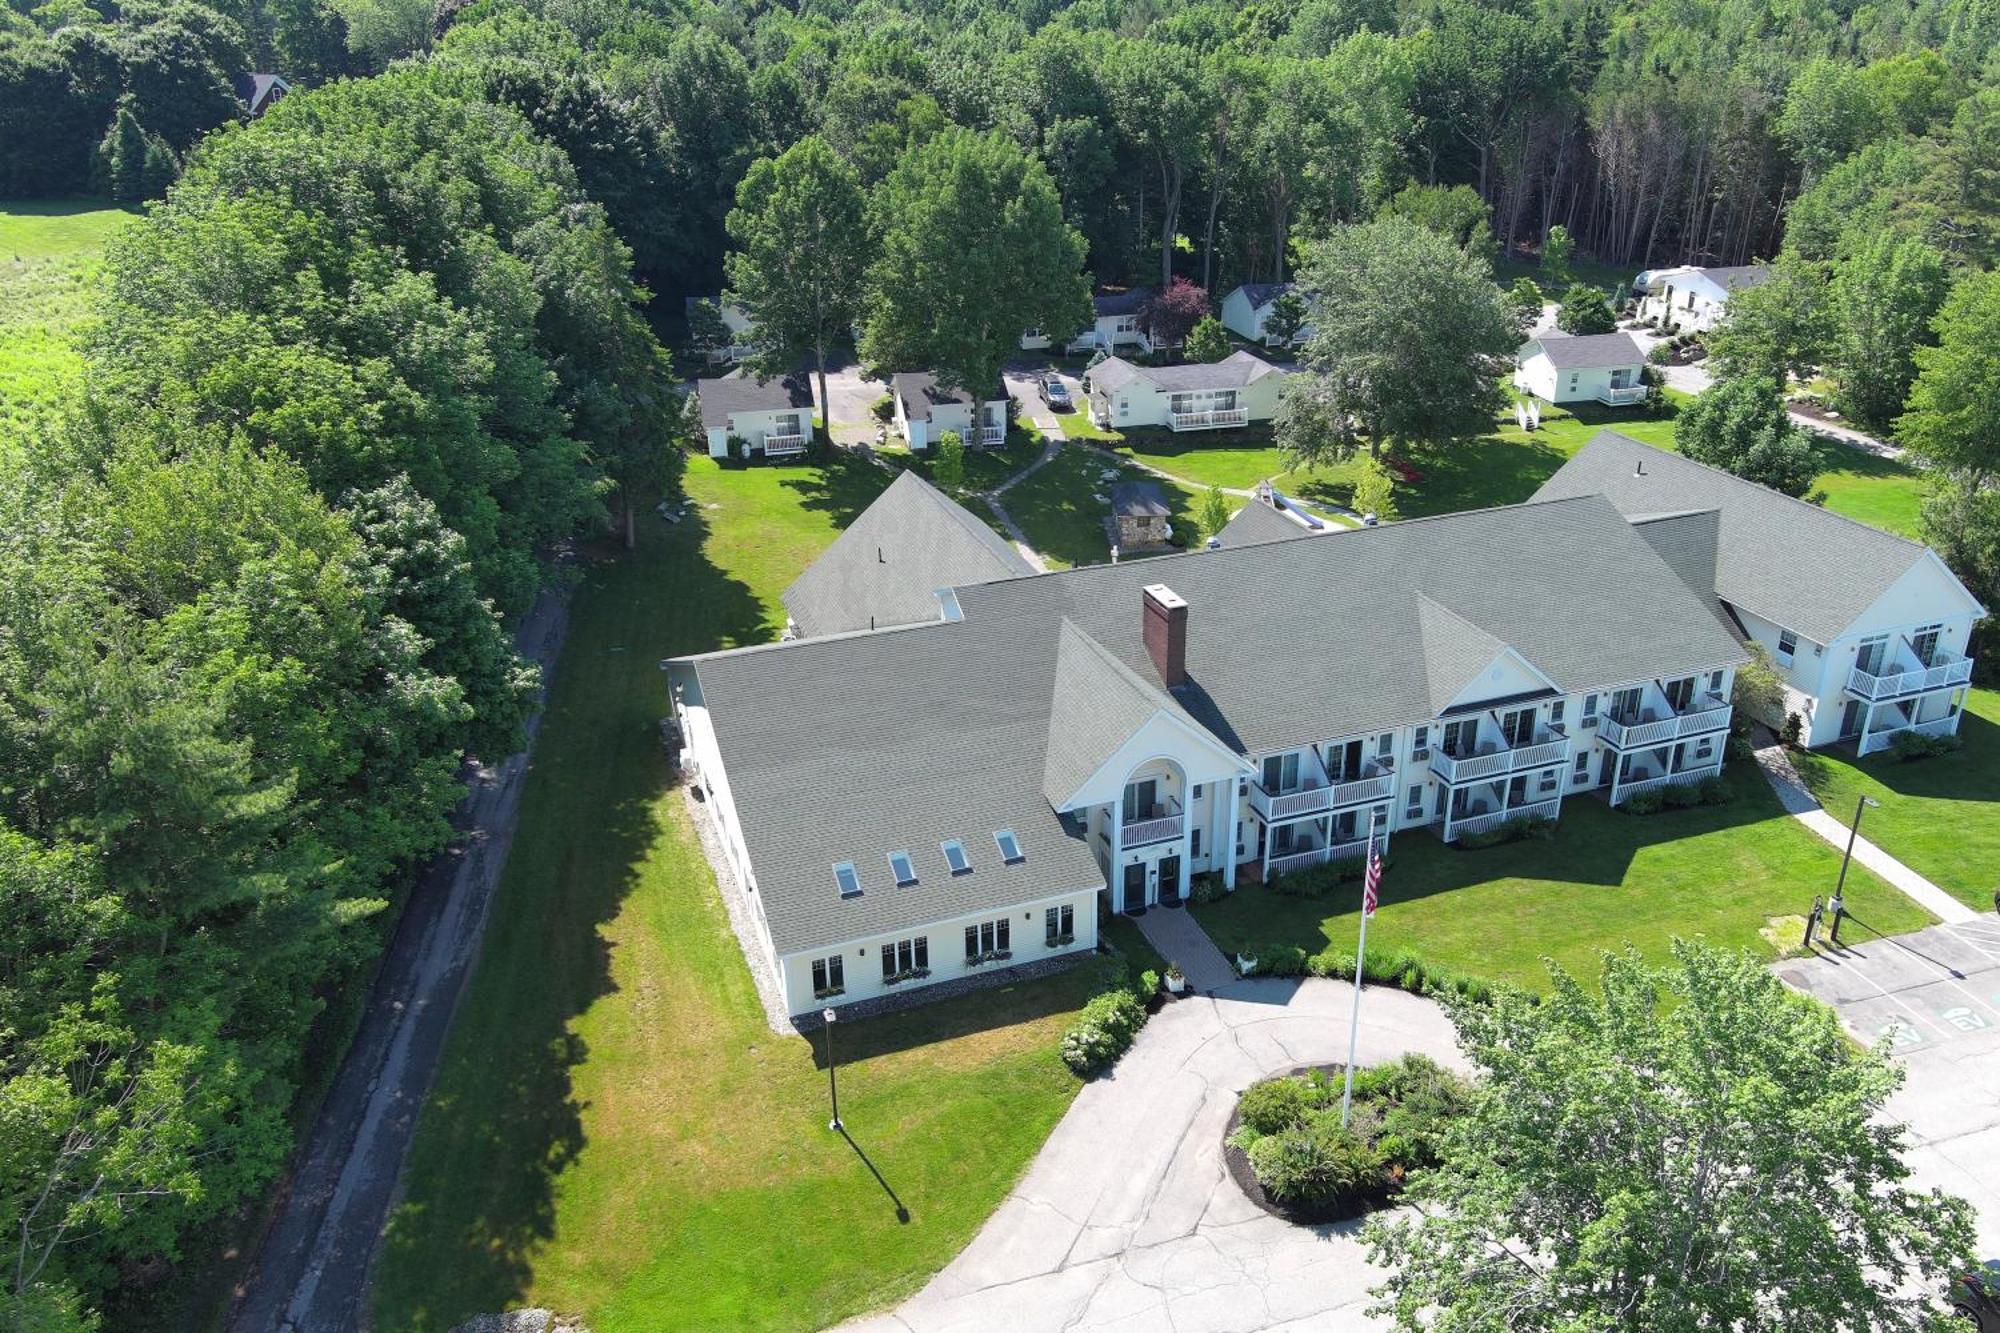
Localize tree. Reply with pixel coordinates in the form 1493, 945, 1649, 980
1184, 315, 1231, 363
1384, 182, 1493, 258
1290, 217, 1515, 459
1106, 40, 1213, 287
687, 300, 732, 363
90, 101, 173, 203
726, 136, 870, 432
1539, 223, 1573, 289
932, 431, 966, 492
1829, 234, 1949, 432
1505, 277, 1543, 331
1350, 456, 1397, 521
1676, 375, 1821, 497
1264, 291, 1309, 347
1732, 642, 1787, 729
1899, 273, 2000, 488
1274, 373, 1360, 473
1920, 478, 2000, 607
1705, 257, 1832, 385
1365, 942, 1977, 1332
861, 128, 1091, 402
1778, 57, 1881, 189
1142, 278, 1210, 348
1555, 283, 1615, 334
1197, 485, 1230, 540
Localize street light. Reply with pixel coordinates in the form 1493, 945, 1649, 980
822, 1007, 843, 1132
1830, 794, 1881, 946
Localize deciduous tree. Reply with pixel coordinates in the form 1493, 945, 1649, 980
1555, 282, 1615, 334
1183, 315, 1230, 363
1676, 374, 1821, 497
1897, 271, 2000, 485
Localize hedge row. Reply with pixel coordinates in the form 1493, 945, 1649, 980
1060, 957, 1156, 1075
1238, 941, 1511, 1008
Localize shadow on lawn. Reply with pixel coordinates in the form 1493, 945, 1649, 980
807, 962, 1101, 1068
1791, 710, 2000, 805
372, 503, 771, 1331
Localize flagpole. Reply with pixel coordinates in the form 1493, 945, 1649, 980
1340, 808, 1377, 1129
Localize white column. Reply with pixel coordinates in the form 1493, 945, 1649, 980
1108, 803, 1124, 909
1222, 778, 1240, 890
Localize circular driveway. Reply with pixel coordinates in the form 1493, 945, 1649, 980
838, 977, 1467, 1333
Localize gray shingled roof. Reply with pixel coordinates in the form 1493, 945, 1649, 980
1532, 431, 1944, 643
676, 492, 1747, 955
781, 470, 1033, 636
1234, 282, 1291, 310
696, 371, 813, 429
1523, 332, 1645, 370
1216, 498, 1312, 547
1695, 265, 1770, 291
1090, 350, 1283, 394
892, 372, 1004, 422
1416, 595, 1516, 714
1111, 482, 1170, 518
1093, 288, 1154, 317
1042, 620, 1179, 809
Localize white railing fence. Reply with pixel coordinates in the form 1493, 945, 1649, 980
1445, 796, 1560, 842
1848, 654, 1973, 701
1857, 714, 1961, 756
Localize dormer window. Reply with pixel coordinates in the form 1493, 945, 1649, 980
995, 830, 1024, 864
941, 840, 972, 875
888, 851, 917, 887
833, 862, 861, 898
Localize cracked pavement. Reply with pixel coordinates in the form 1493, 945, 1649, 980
836, 977, 1467, 1333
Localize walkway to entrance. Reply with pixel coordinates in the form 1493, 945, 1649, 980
1135, 905, 1236, 992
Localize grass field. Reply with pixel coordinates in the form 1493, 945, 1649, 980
1193, 763, 1935, 994
0, 200, 135, 439
1792, 689, 2000, 914
372, 453, 1123, 1333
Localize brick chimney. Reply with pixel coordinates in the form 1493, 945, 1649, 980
1142, 584, 1188, 687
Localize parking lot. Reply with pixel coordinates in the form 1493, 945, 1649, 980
1780, 919, 2000, 1254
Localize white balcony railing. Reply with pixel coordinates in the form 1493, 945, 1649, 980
763, 432, 807, 456
1121, 799, 1183, 848
1598, 694, 1732, 750
975, 425, 1006, 447
1169, 407, 1250, 432
1249, 770, 1395, 822
1596, 385, 1648, 406
1857, 714, 1962, 756
1847, 653, 1972, 701
1445, 796, 1560, 842
1429, 731, 1571, 785
1613, 762, 1722, 804
1267, 839, 1370, 878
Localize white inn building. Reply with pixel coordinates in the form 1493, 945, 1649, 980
662, 429, 1984, 1020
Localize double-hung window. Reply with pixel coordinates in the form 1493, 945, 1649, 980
1045, 904, 1075, 946
812, 955, 845, 996
964, 918, 1011, 961
1550, 700, 1566, 725
1582, 693, 1599, 721
882, 936, 928, 981
1777, 630, 1798, 663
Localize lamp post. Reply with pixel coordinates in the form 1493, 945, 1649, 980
1831, 795, 1880, 946
822, 1007, 843, 1132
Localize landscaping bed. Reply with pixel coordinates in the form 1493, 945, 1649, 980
1223, 1056, 1471, 1224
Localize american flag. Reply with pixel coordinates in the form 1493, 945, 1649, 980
1362, 839, 1382, 917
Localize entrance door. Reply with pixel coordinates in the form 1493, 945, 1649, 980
1499, 709, 1536, 747
1857, 637, 1888, 677
1122, 861, 1147, 913
1157, 856, 1182, 903
1840, 699, 1863, 739
1600, 750, 1617, 785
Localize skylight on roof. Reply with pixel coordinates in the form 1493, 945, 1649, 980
888, 850, 917, 887
833, 861, 862, 898
994, 830, 1024, 864
941, 840, 972, 876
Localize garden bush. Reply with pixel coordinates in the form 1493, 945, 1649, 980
1237, 1071, 1328, 1136
1622, 789, 1665, 815
1189, 872, 1227, 905
1061, 964, 1151, 1074
1890, 730, 1962, 761
1246, 1115, 1384, 1212
870, 393, 895, 422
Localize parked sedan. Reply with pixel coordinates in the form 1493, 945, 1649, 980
1951, 1263, 2000, 1330
1038, 375, 1072, 411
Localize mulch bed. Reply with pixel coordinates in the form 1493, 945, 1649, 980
1221, 1063, 1399, 1226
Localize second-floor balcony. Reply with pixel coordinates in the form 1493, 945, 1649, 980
1597, 692, 1732, 750
1249, 767, 1395, 822
1169, 407, 1249, 432
1429, 728, 1571, 785
1121, 797, 1183, 848
1847, 651, 1972, 701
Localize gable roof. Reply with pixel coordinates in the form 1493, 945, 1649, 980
1694, 265, 1770, 292
1415, 595, 1520, 714
1522, 332, 1645, 370
1091, 350, 1284, 394
1111, 482, 1170, 518
1093, 288, 1154, 317
1232, 282, 1292, 310
696, 371, 813, 429
233, 72, 289, 112
1216, 497, 1312, 547
781, 469, 1033, 636
1531, 431, 1949, 642
892, 372, 1005, 421
1042, 620, 1182, 809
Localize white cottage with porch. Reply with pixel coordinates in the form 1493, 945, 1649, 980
1514, 332, 1648, 407
1536, 432, 1982, 754
891, 372, 1010, 451
697, 371, 815, 459
1087, 351, 1286, 432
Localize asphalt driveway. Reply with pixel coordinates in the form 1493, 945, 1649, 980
838, 977, 1466, 1333
1778, 920, 2000, 1256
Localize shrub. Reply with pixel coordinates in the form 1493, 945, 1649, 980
1252, 944, 1313, 977
1135, 968, 1160, 1001
1890, 730, 1962, 761
1237, 1075, 1324, 1137
1662, 779, 1705, 808
1061, 966, 1151, 1074
870, 393, 895, 422
1189, 872, 1226, 905
1782, 711, 1805, 746
1647, 342, 1674, 365
1622, 789, 1665, 815
1246, 1115, 1384, 1212
1698, 775, 1733, 805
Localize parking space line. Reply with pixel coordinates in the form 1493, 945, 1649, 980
1835, 957, 1958, 1039
1876, 933, 2000, 1026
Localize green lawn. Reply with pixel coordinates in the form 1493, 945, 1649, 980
1000, 441, 1208, 569
1791, 689, 2000, 913
1193, 763, 1934, 994
372, 452, 1113, 1333
0, 199, 136, 440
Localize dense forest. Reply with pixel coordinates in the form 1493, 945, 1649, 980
4, 0, 2000, 1326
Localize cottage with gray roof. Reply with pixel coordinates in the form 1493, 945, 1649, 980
1534, 431, 1983, 753
666, 487, 1756, 1020
1638, 264, 1772, 333
781, 470, 1034, 637
1514, 332, 1648, 407
1087, 350, 1286, 433
697, 371, 815, 459
890, 372, 1010, 451
1221, 282, 1314, 347
1021, 288, 1156, 355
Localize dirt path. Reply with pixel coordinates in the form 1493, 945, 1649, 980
225, 581, 572, 1333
